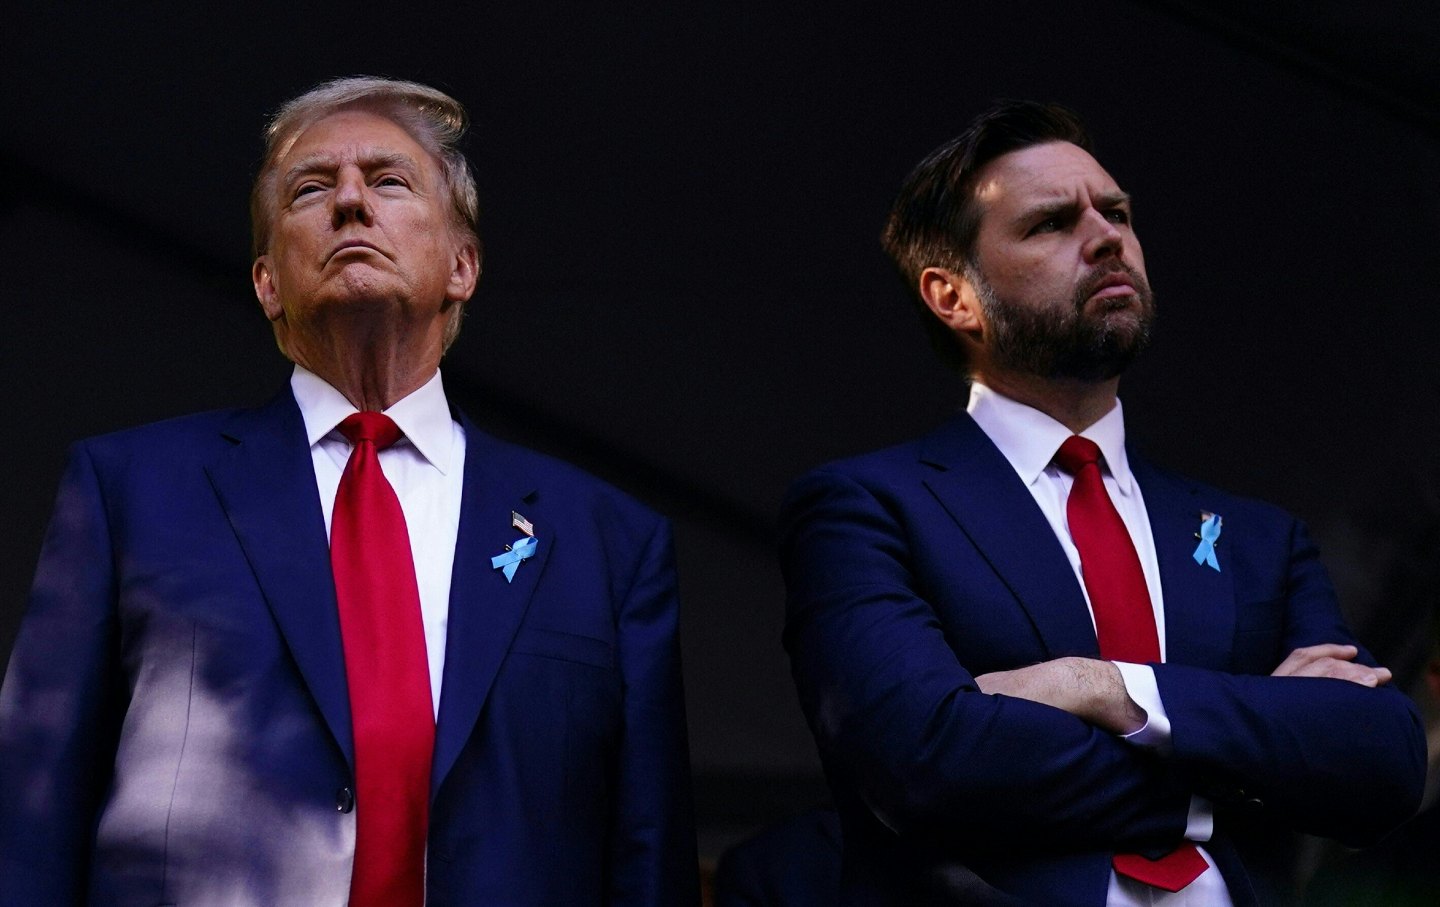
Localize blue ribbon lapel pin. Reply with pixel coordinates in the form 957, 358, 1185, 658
1192, 511, 1222, 571
492, 511, 538, 583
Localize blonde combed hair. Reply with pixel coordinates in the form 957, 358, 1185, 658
250, 76, 481, 351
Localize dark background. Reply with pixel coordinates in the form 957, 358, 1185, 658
5, 0, 1439, 861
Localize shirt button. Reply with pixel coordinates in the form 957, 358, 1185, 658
336, 787, 355, 813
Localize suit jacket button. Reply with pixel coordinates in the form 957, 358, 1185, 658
336, 787, 355, 813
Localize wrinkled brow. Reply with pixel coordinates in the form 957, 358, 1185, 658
1011, 191, 1132, 229
282, 149, 421, 188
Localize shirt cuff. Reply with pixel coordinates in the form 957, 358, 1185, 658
1113, 662, 1171, 749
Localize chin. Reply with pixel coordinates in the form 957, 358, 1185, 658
323, 275, 406, 308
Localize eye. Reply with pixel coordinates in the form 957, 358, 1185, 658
292, 182, 327, 200
1027, 217, 1061, 237
1104, 208, 1131, 225
374, 174, 408, 188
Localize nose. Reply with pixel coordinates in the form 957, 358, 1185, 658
1080, 209, 1124, 264
331, 167, 373, 230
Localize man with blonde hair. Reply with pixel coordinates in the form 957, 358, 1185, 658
0, 76, 699, 906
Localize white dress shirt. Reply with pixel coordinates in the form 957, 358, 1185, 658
967, 382, 1232, 907
291, 365, 466, 719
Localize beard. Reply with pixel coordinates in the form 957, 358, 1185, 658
971, 261, 1156, 381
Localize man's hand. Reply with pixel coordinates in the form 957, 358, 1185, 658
1272, 644, 1392, 687
976, 657, 1146, 735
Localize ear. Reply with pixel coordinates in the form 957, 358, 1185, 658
445, 241, 481, 304
252, 256, 285, 322
919, 266, 983, 337
1426, 656, 1440, 703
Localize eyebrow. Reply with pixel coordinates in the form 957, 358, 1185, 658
1095, 191, 1132, 210
1010, 191, 1133, 229
281, 149, 422, 188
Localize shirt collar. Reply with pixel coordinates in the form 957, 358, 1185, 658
966, 381, 1134, 496
290, 365, 458, 475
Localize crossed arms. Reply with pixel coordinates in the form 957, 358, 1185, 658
780, 465, 1425, 854
977, 643, 1393, 738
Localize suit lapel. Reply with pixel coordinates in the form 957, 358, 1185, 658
431, 416, 552, 796
204, 389, 354, 764
1131, 453, 1235, 670
919, 414, 1100, 658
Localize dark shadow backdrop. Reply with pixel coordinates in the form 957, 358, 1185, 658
4, 0, 1439, 858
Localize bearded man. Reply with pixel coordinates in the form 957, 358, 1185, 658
779, 100, 1423, 906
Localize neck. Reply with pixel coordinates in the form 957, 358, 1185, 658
285, 322, 443, 411
975, 369, 1119, 434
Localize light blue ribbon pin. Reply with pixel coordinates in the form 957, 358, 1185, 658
491, 536, 538, 582
1192, 514, 1222, 571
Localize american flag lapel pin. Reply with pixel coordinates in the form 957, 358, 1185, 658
511, 510, 535, 538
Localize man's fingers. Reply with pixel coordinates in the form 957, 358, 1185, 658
1272, 644, 1358, 677
1277, 655, 1391, 687
1272, 644, 1393, 686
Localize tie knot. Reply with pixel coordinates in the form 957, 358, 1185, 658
1054, 435, 1102, 476
338, 411, 402, 450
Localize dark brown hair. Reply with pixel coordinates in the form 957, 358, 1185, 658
880, 100, 1092, 371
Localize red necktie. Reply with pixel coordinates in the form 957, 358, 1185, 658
1055, 435, 1207, 892
332, 412, 433, 907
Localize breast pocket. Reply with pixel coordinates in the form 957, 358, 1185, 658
497, 625, 621, 827
502, 625, 620, 756
509, 626, 613, 669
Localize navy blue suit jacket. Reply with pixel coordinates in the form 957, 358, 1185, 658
780, 413, 1424, 907
714, 806, 842, 907
0, 388, 698, 905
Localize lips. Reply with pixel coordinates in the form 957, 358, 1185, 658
1088, 272, 1134, 299
1080, 265, 1140, 304
327, 239, 385, 262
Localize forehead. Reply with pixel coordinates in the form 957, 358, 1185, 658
971, 141, 1122, 216
278, 108, 436, 174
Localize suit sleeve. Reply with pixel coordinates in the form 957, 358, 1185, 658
605, 517, 701, 905
1154, 517, 1426, 847
0, 443, 123, 905
780, 468, 1192, 852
